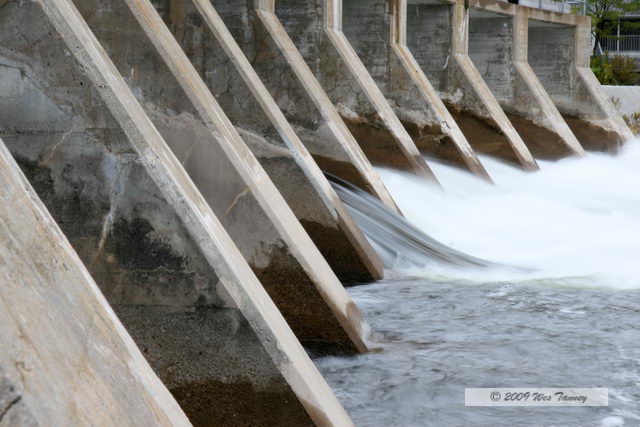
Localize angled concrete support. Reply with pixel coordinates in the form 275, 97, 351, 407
527, 12, 633, 151
73, 0, 369, 355
274, 0, 439, 182
0, 0, 355, 423
149, 0, 382, 284
214, 1, 400, 214
467, 2, 585, 159
0, 137, 188, 426
342, 0, 490, 180
406, 0, 538, 170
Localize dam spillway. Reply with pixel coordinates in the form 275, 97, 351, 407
0, 0, 634, 425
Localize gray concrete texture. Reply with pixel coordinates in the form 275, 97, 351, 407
274, 0, 440, 182
0, 0, 354, 424
528, 18, 634, 151
342, 0, 491, 180
603, 85, 640, 116
213, 0, 402, 214
467, 6, 585, 159
0, 136, 189, 426
72, 0, 369, 355
0, 0, 633, 424
406, 0, 538, 169
147, 0, 383, 284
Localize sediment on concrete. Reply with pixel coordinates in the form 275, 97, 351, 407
0, 137, 189, 426
212, 0, 401, 215
467, 2, 584, 159
527, 15, 634, 151
273, 0, 439, 183
406, 0, 538, 170
149, 0, 382, 284
341, 0, 490, 180
0, 1, 355, 424
72, 0, 370, 355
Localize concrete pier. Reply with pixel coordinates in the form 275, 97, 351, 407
0, 137, 189, 426
215, 0, 401, 213
527, 11, 634, 151
0, 0, 634, 423
467, 1, 585, 159
342, 0, 491, 180
72, 0, 369, 354
274, 0, 439, 182
148, 0, 382, 283
406, 0, 538, 169
0, 0, 356, 423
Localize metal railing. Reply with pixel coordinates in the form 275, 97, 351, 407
518, 0, 570, 13
601, 35, 640, 53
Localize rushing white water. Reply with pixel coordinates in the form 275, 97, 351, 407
373, 140, 640, 289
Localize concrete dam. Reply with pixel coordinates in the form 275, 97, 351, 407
0, 0, 632, 425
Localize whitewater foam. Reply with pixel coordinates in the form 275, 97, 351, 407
372, 140, 640, 289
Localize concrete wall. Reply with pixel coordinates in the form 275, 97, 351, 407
72, 0, 369, 355
603, 85, 640, 116
212, 0, 401, 214
1, 0, 631, 424
341, 0, 491, 180
528, 17, 634, 151
467, 6, 584, 159
0, 137, 189, 426
147, 0, 383, 284
406, 0, 538, 169
275, 0, 439, 182
0, 0, 355, 424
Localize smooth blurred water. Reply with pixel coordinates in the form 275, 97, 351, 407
318, 142, 640, 426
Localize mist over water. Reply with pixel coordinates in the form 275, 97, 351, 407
318, 142, 640, 427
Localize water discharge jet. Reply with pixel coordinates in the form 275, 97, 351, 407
327, 174, 494, 270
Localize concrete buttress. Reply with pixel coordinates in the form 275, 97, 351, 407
343, 0, 492, 181
214, 0, 402, 213
72, 0, 370, 355
466, 1, 586, 159
148, 0, 383, 283
274, 0, 441, 182
527, 11, 634, 151
0, 0, 357, 424
406, 0, 539, 170
0, 136, 189, 426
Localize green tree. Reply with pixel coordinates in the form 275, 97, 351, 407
584, 0, 640, 54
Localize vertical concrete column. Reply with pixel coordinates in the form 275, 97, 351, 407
1, 0, 354, 423
152, 0, 383, 284
218, 0, 400, 214
467, 3, 584, 159
276, 0, 440, 183
407, 0, 538, 170
73, 0, 370, 355
341, 0, 490, 181
0, 137, 188, 426
528, 14, 633, 151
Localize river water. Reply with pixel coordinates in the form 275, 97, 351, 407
318, 143, 640, 426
